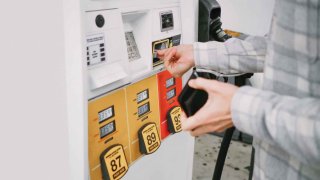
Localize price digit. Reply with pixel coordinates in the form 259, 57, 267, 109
151, 132, 156, 143
174, 114, 181, 125
110, 155, 121, 172
147, 132, 157, 145
147, 135, 153, 145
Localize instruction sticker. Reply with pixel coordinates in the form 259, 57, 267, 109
86, 33, 106, 66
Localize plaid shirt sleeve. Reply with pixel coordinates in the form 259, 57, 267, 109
193, 36, 267, 74
232, 86, 320, 165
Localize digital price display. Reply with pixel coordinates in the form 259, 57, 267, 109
99, 106, 114, 123
166, 88, 176, 100
100, 144, 128, 180
166, 77, 175, 88
138, 102, 150, 117
100, 121, 116, 138
138, 123, 161, 154
137, 89, 149, 103
160, 11, 174, 32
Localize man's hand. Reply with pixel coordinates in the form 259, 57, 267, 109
157, 45, 195, 78
181, 78, 239, 136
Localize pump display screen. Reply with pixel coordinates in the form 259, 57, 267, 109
166, 88, 176, 100
137, 89, 149, 103
98, 106, 114, 123
166, 78, 175, 88
160, 11, 174, 32
138, 102, 150, 117
100, 121, 116, 138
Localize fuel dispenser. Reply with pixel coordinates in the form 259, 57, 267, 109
84, 1, 197, 178
198, 0, 231, 42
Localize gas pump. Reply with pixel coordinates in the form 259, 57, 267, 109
84, 1, 196, 180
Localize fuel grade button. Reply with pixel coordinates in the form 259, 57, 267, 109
138, 123, 161, 154
100, 144, 128, 180
167, 106, 182, 134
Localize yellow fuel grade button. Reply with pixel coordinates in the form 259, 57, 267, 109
100, 144, 128, 180
138, 123, 161, 154
167, 106, 182, 134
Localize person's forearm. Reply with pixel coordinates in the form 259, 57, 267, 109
231, 86, 320, 165
194, 36, 267, 74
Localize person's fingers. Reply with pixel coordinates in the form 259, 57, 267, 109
181, 111, 187, 123
190, 118, 233, 136
182, 113, 231, 132
157, 49, 167, 58
188, 78, 228, 94
164, 47, 177, 63
163, 48, 178, 73
181, 116, 199, 131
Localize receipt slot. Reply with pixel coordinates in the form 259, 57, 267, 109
88, 89, 130, 180
157, 70, 182, 139
125, 75, 161, 161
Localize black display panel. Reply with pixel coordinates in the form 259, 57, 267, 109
98, 106, 115, 123
100, 121, 116, 138
160, 11, 174, 32
166, 88, 176, 100
138, 102, 150, 117
166, 77, 175, 88
137, 89, 149, 103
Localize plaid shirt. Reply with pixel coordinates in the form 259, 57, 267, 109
194, 0, 320, 179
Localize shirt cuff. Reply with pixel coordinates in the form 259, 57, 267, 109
193, 41, 231, 73
231, 86, 264, 136
193, 42, 219, 70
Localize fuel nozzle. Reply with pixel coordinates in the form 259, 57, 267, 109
209, 17, 232, 42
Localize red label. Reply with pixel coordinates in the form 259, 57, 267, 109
157, 70, 182, 139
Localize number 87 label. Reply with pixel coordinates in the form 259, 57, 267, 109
100, 144, 128, 180
138, 123, 161, 154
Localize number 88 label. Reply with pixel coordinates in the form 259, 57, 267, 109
100, 144, 128, 180
138, 123, 161, 154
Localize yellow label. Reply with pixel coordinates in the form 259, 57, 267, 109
103, 145, 128, 180
141, 123, 161, 154
169, 106, 182, 133
125, 75, 161, 161
88, 89, 131, 180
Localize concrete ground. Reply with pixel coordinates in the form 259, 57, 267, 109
193, 134, 252, 180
